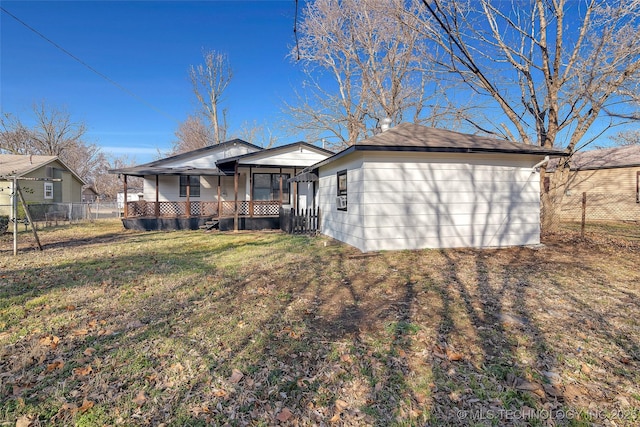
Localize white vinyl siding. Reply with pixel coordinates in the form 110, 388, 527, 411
319, 151, 544, 252
318, 155, 365, 250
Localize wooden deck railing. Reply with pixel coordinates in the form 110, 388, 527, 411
280, 207, 320, 235
125, 200, 281, 218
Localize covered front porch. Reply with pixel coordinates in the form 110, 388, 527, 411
110, 140, 330, 231
118, 164, 306, 231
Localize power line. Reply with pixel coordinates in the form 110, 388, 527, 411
0, 6, 179, 123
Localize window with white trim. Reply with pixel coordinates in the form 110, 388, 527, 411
44, 182, 53, 199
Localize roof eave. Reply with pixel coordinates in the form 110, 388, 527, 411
310, 144, 567, 170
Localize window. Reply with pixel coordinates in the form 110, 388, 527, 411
179, 175, 200, 197
44, 182, 53, 199
336, 170, 347, 211
253, 173, 290, 201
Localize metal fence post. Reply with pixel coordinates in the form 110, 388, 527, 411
581, 192, 587, 238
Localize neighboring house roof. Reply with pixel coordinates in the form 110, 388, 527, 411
0, 154, 58, 177
82, 186, 99, 195
311, 123, 568, 170
549, 144, 640, 171
0, 154, 87, 184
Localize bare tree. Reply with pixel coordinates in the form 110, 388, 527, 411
289, 0, 444, 148
0, 113, 31, 154
170, 114, 213, 155
0, 102, 105, 184
63, 141, 106, 186
189, 49, 232, 145
612, 130, 640, 146
417, 0, 640, 230
236, 120, 279, 148
93, 155, 142, 200
418, 0, 640, 151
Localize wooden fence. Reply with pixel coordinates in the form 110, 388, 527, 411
280, 207, 320, 235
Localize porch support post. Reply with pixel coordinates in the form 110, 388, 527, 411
217, 176, 221, 218
279, 167, 283, 208
123, 174, 128, 218
155, 175, 160, 217
234, 161, 239, 232
293, 181, 298, 213
293, 168, 297, 213
312, 180, 316, 210
12, 176, 17, 256
185, 176, 191, 217
249, 166, 253, 218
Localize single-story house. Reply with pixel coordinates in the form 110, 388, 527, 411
0, 154, 86, 218
547, 144, 640, 222
111, 124, 568, 251
109, 139, 333, 231
295, 123, 567, 252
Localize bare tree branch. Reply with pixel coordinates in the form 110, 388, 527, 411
189, 49, 232, 145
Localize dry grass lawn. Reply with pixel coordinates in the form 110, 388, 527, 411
1, 220, 639, 426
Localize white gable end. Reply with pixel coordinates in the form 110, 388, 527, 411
240, 146, 330, 167
162, 145, 259, 168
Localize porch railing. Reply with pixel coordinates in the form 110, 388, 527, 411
125, 200, 282, 218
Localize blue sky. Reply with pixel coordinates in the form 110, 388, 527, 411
1, 1, 305, 163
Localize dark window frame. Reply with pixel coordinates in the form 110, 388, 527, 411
252, 172, 291, 201
179, 175, 201, 197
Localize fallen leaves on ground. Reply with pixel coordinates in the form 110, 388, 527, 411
1, 220, 639, 426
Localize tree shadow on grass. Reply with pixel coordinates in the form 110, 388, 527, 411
3, 232, 640, 426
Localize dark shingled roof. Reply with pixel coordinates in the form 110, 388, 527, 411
357, 123, 564, 154
311, 123, 567, 170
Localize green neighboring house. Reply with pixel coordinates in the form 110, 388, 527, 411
0, 154, 86, 217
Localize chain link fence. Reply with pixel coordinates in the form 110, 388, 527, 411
542, 192, 640, 240
0, 201, 121, 231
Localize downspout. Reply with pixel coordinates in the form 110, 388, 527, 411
532, 156, 550, 171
